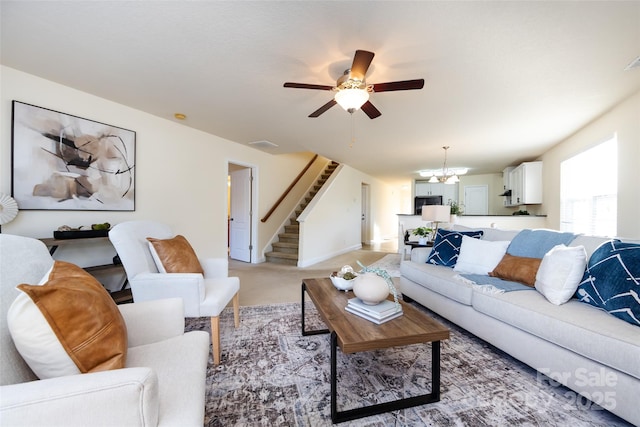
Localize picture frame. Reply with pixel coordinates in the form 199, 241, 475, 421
11, 101, 136, 211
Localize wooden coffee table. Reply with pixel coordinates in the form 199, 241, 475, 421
301, 277, 450, 424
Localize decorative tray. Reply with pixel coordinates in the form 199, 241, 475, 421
53, 229, 110, 239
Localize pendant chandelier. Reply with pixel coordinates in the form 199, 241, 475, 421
419, 146, 468, 184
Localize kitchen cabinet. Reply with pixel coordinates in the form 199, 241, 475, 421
416, 181, 441, 196
415, 181, 458, 203
509, 161, 542, 205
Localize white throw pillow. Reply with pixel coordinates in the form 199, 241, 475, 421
453, 236, 510, 275
535, 244, 587, 305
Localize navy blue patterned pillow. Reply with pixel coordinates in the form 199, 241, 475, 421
426, 229, 484, 267
575, 240, 640, 326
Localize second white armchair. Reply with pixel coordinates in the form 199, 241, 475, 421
109, 220, 240, 365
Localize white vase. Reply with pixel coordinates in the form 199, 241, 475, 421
353, 272, 389, 305
418, 237, 427, 245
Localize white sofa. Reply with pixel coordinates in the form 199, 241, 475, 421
399, 227, 640, 426
0, 234, 210, 426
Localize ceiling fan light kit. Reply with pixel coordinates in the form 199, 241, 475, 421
284, 49, 424, 119
334, 87, 370, 112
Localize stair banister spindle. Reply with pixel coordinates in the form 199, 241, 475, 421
261, 154, 319, 223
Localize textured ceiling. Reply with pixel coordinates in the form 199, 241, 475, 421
2, 1, 639, 186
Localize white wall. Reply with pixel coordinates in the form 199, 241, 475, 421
540, 90, 640, 239
297, 164, 399, 267
458, 173, 514, 215
0, 66, 398, 268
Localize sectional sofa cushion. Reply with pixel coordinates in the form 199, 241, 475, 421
471, 290, 640, 379
400, 260, 475, 305
426, 229, 484, 267
535, 244, 587, 305
575, 240, 640, 326
452, 225, 519, 242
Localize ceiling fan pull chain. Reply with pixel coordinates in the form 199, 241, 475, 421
350, 113, 356, 148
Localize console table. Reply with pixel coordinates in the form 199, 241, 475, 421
39, 236, 132, 304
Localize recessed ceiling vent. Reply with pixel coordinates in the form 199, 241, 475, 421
248, 140, 278, 149
624, 55, 640, 71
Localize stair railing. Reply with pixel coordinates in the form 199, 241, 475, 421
261, 154, 319, 223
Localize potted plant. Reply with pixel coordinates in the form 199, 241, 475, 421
448, 200, 463, 222
412, 226, 433, 245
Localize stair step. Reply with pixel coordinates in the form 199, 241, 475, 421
284, 224, 299, 233
265, 251, 298, 266
279, 233, 299, 243
272, 242, 298, 254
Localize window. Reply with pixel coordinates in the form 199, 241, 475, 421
560, 136, 617, 236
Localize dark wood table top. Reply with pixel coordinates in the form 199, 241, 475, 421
303, 277, 449, 354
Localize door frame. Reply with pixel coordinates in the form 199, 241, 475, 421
227, 160, 258, 263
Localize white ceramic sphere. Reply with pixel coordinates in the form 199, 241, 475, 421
353, 272, 389, 305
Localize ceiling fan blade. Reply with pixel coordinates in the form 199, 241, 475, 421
350, 50, 375, 80
361, 101, 381, 119
372, 79, 425, 92
309, 99, 337, 117
284, 82, 334, 90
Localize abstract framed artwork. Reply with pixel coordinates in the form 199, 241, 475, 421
11, 101, 136, 211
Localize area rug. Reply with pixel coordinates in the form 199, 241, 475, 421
185, 303, 630, 427
365, 253, 402, 277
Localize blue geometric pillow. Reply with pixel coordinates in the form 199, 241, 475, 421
426, 229, 484, 267
575, 240, 640, 326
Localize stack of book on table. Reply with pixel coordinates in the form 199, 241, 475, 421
345, 298, 403, 324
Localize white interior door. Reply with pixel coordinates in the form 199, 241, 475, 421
229, 167, 251, 262
464, 185, 489, 215
361, 184, 370, 244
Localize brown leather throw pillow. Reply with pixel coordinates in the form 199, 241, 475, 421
16, 261, 127, 373
489, 253, 542, 287
147, 235, 204, 274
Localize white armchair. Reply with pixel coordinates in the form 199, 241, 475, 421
109, 220, 240, 365
0, 234, 210, 426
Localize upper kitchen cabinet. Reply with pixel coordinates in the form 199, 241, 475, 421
510, 161, 543, 205
415, 181, 458, 203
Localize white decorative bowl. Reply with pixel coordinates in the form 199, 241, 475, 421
330, 276, 355, 291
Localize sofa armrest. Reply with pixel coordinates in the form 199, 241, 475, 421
130, 273, 205, 316
200, 257, 229, 278
0, 367, 159, 427
410, 247, 432, 264
119, 298, 185, 347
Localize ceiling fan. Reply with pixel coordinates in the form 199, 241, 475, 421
284, 49, 424, 119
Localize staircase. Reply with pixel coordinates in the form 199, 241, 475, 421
265, 161, 339, 265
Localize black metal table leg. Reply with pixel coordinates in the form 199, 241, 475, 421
330, 337, 442, 424
301, 281, 329, 336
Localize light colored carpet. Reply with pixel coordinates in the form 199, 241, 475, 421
230, 249, 393, 306
366, 253, 402, 277
187, 303, 630, 426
